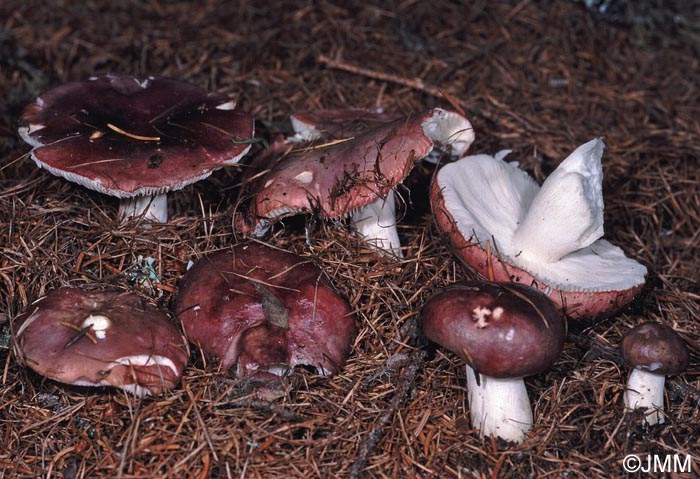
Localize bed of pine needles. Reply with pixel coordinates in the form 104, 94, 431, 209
1, 1, 699, 478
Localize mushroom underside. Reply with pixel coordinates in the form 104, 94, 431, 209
435, 144, 646, 293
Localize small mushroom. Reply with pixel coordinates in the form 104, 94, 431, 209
174, 243, 357, 389
18, 74, 254, 222
620, 322, 689, 425
240, 108, 473, 257
422, 281, 565, 443
430, 139, 647, 321
12, 287, 189, 396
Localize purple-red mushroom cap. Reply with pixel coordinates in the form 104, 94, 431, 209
422, 280, 565, 443
621, 322, 689, 375
12, 287, 190, 397
289, 109, 403, 142
620, 322, 689, 425
19, 74, 254, 222
239, 108, 473, 256
422, 281, 565, 378
174, 243, 357, 381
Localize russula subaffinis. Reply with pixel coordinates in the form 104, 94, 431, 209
18, 74, 254, 222
12, 287, 189, 396
620, 322, 689, 425
174, 243, 357, 386
430, 139, 647, 321
240, 108, 474, 257
422, 281, 565, 443
288, 108, 403, 142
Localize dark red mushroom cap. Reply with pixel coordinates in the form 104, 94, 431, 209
12, 287, 189, 396
174, 243, 357, 377
620, 322, 689, 375
19, 74, 254, 197
290, 109, 403, 140
422, 281, 565, 378
239, 108, 473, 235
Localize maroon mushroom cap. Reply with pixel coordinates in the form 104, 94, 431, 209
174, 243, 357, 378
19, 74, 254, 197
290, 109, 403, 140
620, 322, 689, 375
239, 108, 473, 235
422, 281, 565, 378
12, 287, 189, 396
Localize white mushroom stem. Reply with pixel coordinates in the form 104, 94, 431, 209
466, 365, 533, 443
119, 194, 168, 223
350, 190, 403, 258
624, 368, 666, 425
510, 138, 605, 263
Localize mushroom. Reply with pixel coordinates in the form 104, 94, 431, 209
174, 243, 357, 388
12, 287, 189, 396
239, 108, 474, 257
288, 108, 403, 142
18, 74, 254, 222
430, 139, 647, 321
422, 281, 565, 443
620, 322, 689, 425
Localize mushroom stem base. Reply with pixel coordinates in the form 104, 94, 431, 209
350, 190, 402, 258
120, 194, 168, 223
624, 368, 666, 425
466, 365, 533, 443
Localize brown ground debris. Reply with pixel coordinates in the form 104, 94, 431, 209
1, 1, 699, 478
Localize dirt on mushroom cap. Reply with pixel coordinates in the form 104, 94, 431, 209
422, 281, 565, 378
20, 74, 255, 197
174, 242, 358, 376
12, 287, 189, 395
239, 108, 472, 234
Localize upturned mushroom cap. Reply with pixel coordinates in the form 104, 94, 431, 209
422, 281, 565, 378
430, 141, 647, 321
12, 287, 189, 396
19, 74, 254, 198
240, 108, 473, 235
174, 243, 357, 377
621, 322, 689, 375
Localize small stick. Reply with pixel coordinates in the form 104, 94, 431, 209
350, 344, 426, 478
60, 322, 97, 347
293, 137, 355, 153
106, 123, 160, 141
485, 239, 495, 282
318, 54, 449, 100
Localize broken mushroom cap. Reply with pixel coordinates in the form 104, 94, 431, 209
430, 140, 647, 321
239, 107, 473, 257
620, 322, 689, 425
12, 287, 189, 396
422, 281, 565, 443
174, 243, 357, 382
19, 74, 254, 222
